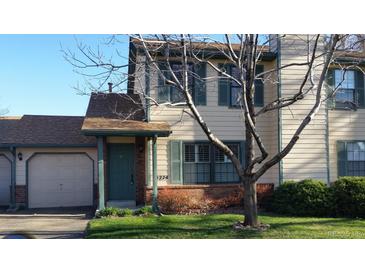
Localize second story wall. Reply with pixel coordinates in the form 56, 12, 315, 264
279, 35, 329, 183
133, 53, 279, 185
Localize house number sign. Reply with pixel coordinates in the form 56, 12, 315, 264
158, 175, 168, 180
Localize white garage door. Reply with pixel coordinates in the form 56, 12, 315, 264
28, 154, 93, 208
0, 155, 11, 206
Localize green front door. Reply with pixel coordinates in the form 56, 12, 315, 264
108, 143, 135, 200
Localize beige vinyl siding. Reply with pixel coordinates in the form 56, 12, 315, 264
134, 54, 279, 185
328, 109, 365, 181
279, 35, 329, 182
15, 147, 98, 186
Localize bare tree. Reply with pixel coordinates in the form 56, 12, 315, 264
65, 34, 365, 227
0, 105, 8, 116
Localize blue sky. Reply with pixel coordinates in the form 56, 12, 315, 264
0, 34, 130, 116
0, 34, 263, 116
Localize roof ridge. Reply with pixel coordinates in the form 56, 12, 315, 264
0, 116, 22, 120
22, 114, 85, 118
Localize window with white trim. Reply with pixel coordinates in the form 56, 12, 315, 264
334, 69, 356, 107
183, 143, 210, 184
182, 142, 242, 184
346, 142, 365, 176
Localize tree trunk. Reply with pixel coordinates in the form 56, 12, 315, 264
243, 178, 259, 227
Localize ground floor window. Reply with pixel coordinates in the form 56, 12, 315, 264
182, 142, 243, 184
183, 143, 211, 184
346, 142, 365, 176
338, 141, 365, 176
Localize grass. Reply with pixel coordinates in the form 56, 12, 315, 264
85, 213, 365, 239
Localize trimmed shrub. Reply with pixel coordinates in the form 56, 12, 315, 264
270, 179, 332, 217
158, 189, 202, 214
95, 207, 123, 218
120, 208, 134, 217
134, 206, 154, 216
157, 188, 244, 214
95, 207, 134, 218
332, 177, 365, 218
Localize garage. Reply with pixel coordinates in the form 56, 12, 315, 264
28, 153, 93, 208
0, 155, 11, 206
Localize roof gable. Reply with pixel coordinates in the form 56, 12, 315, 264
85, 92, 145, 120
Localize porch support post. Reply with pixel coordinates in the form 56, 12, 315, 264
152, 135, 159, 213
97, 136, 105, 210
10, 147, 16, 208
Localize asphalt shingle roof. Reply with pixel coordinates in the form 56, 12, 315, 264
85, 92, 145, 120
0, 115, 96, 147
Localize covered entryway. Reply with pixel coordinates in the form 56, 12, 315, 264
0, 155, 11, 206
28, 153, 93, 208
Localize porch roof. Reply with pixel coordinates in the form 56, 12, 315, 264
81, 117, 172, 137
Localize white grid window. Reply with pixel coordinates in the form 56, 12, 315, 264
335, 70, 356, 106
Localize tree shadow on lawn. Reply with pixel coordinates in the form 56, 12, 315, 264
87, 214, 365, 239
87, 215, 246, 238
261, 215, 365, 229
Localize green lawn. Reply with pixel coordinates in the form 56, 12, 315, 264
85, 213, 365, 239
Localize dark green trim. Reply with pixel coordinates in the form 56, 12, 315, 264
10, 148, 16, 207
0, 144, 96, 148
276, 35, 283, 185
337, 140, 347, 177
25, 152, 95, 209
127, 37, 138, 94
97, 137, 105, 210
146, 139, 151, 186
82, 130, 171, 137
169, 140, 183, 184
137, 46, 277, 61
0, 153, 12, 207
334, 57, 365, 66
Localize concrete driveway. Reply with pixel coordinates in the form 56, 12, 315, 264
0, 207, 94, 239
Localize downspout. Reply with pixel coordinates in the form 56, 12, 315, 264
276, 35, 283, 185
324, 39, 331, 185
325, 96, 330, 185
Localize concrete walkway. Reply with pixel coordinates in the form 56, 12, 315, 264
0, 207, 94, 239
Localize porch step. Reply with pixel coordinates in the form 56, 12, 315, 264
107, 200, 136, 209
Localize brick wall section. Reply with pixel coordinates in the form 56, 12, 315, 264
135, 137, 146, 205
145, 183, 274, 209
15, 185, 26, 205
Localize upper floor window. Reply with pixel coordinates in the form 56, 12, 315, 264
332, 69, 364, 109
218, 64, 264, 107
335, 70, 355, 107
157, 62, 206, 105
337, 35, 364, 52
